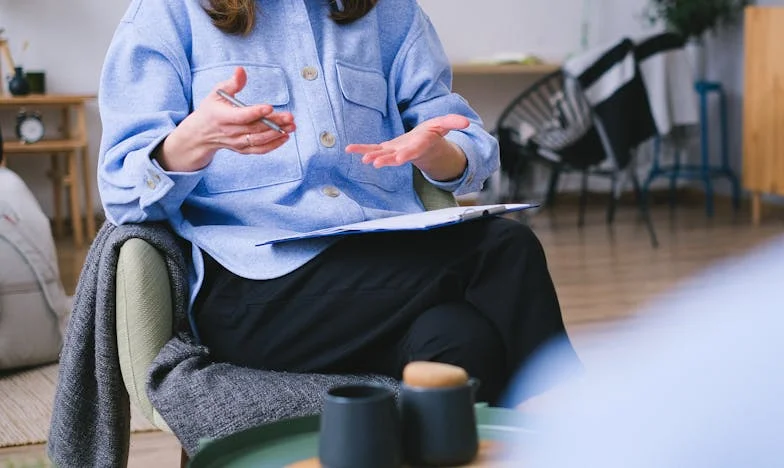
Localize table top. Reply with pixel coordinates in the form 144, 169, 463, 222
189, 406, 533, 468
288, 440, 514, 468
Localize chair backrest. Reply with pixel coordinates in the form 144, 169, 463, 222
496, 70, 595, 153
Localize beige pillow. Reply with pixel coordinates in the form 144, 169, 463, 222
0, 168, 69, 370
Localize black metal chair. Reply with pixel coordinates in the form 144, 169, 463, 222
491, 69, 659, 247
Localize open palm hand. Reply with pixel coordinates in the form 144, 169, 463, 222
346, 114, 470, 169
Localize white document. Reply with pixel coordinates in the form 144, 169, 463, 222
256, 204, 535, 246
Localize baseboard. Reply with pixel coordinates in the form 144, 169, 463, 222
486, 187, 689, 206
486, 186, 784, 217
47, 193, 782, 235
461, 188, 693, 208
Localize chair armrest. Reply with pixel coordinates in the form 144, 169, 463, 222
413, 168, 458, 211
116, 237, 173, 432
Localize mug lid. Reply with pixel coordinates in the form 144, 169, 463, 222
402, 361, 470, 389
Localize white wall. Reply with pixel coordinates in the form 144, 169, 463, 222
2, 0, 753, 217
419, 0, 657, 128
1, 1, 125, 217
419, 0, 655, 64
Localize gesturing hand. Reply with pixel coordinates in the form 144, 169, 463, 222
156, 67, 296, 173
345, 114, 470, 180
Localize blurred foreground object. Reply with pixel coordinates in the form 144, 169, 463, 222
510, 235, 784, 467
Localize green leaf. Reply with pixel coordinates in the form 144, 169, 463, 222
645, 0, 752, 39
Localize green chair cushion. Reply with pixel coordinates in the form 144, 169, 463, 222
116, 238, 173, 432
413, 168, 458, 211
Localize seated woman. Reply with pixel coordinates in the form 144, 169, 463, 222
96, 0, 578, 405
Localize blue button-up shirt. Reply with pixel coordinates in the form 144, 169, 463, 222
98, 0, 500, 312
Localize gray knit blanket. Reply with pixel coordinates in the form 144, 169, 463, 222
48, 222, 396, 467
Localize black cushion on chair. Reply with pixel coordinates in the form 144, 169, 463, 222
556, 127, 607, 170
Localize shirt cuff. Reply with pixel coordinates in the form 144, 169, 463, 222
421, 130, 481, 194
136, 136, 205, 213
421, 160, 470, 193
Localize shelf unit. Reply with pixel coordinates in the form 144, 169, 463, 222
0, 93, 97, 247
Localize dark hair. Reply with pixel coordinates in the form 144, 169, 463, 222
204, 0, 378, 36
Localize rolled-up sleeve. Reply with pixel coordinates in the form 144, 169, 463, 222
97, 19, 202, 225
390, 8, 500, 195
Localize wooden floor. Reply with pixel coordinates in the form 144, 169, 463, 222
2, 199, 782, 467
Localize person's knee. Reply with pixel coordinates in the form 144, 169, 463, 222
500, 218, 542, 247
404, 302, 508, 403
481, 218, 544, 258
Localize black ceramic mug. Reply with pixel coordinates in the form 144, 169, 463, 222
319, 384, 402, 468
400, 378, 480, 466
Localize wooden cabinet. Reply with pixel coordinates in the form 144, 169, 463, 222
743, 6, 784, 225
1, 94, 97, 247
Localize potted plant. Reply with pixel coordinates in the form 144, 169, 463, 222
645, 0, 751, 79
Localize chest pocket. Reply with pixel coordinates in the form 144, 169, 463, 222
337, 61, 407, 192
192, 64, 303, 194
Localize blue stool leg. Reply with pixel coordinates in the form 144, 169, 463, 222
699, 86, 714, 217
719, 87, 741, 211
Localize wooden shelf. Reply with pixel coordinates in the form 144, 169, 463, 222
451, 62, 560, 75
3, 139, 86, 153
0, 92, 97, 248
0, 93, 96, 106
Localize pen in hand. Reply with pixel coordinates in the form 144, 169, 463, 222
216, 89, 287, 134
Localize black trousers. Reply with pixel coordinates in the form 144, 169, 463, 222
194, 217, 575, 404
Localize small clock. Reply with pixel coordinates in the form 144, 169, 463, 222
16, 111, 45, 144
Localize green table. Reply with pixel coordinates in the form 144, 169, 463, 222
189, 406, 534, 467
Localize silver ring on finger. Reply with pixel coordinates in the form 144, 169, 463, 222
245, 133, 253, 148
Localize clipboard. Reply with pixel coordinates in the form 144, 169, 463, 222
255, 203, 536, 246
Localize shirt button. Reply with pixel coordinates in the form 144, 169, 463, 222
147, 169, 161, 183
301, 66, 319, 81
320, 131, 336, 148
146, 178, 157, 190
321, 186, 341, 198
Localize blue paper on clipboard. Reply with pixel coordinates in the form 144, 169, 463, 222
255, 203, 536, 246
